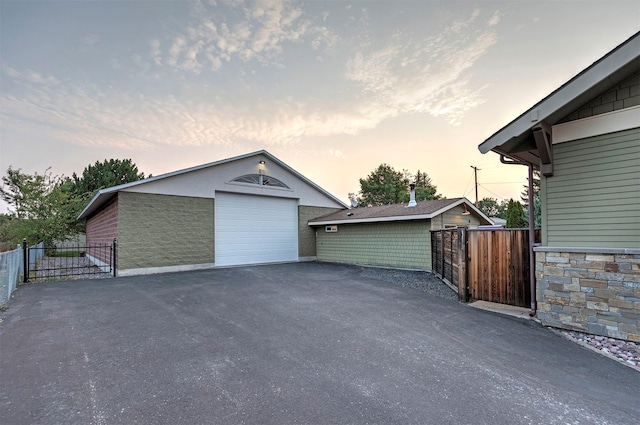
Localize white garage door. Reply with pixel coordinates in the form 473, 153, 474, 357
215, 192, 298, 267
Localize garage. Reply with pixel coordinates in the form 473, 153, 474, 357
79, 150, 346, 276
215, 192, 299, 267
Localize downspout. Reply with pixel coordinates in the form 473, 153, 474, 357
500, 155, 537, 317
526, 164, 536, 317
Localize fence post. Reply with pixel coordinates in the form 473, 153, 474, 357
22, 239, 28, 283
112, 239, 117, 277
457, 228, 469, 302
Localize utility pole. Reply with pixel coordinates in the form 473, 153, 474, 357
470, 166, 480, 207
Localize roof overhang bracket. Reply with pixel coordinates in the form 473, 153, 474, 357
532, 120, 553, 176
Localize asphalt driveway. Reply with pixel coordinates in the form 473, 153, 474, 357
1, 262, 638, 425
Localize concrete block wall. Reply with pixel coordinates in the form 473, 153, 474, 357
315, 221, 431, 270
298, 206, 344, 258
85, 196, 118, 264
559, 71, 639, 123
117, 192, 214, 271
535, 247, 640, 342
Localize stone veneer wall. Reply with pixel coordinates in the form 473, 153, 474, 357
535, 247, 640, 342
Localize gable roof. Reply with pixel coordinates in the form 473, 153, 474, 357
308, 197, 492, 225
478, 31, 640, 166
78, 150, 348, 219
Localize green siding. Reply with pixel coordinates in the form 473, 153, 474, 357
118, 192, 215, 270
316, 221, 431, 270
542, 128, 640, 248
298, 206, 344, 257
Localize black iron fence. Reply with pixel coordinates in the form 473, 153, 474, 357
23, 239, 117, 283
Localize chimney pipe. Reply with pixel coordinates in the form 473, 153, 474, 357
408, 183, 417, 207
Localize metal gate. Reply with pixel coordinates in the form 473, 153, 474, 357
23, 239, 117, 282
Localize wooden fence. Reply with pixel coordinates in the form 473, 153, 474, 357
431, 228, 539, 307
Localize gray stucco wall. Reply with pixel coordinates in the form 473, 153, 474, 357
117, 192, 215, 270
298, 206, 344, 258
315, 221, 432, 270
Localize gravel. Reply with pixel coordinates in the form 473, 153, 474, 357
357, 266, 459, 301
559, 330, 640, 371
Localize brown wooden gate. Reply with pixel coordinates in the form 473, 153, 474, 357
431, 228, 537, 307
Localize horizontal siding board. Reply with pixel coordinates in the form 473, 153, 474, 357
545, 128, 639, 248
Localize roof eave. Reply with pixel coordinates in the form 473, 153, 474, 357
478, 31, 640, 156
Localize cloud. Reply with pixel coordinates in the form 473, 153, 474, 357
152, 0, 336, 72
0, 66, 383, 150
345, 9, 498, 125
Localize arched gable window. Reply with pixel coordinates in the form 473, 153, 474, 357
231, 174, 289, 189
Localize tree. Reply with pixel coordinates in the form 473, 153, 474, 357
353, 164, 441, 207
413, 170, 442, 202
506, 199, 527, 228
521, 171, 541, 227
0, 167, 77, 246
71, 159, 147, 197
356, 164, 410, 206
477, 197, 508, 219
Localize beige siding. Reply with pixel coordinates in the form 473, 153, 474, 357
298, 206, 344, 258
316, 221, 431, 270
118, 192, 215, 270
542, 128, 640, 248
430, 205, 484, 230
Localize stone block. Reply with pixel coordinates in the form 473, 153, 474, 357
564, 283, 581, 292
585, 254, 614, 262
627, 333, 640, 343
564, 268, 593, 279
544, 266, 565, 276
586, 301, 608, 311
580, 279, 607, 289
609, 299, 634, 309
548, 282, 564, 291
545, 256, 569, 264
593, 288, 615, 299
570, 292, 586, 305
595, 271, 625, 281
604, 262, 619, 272
607, 329, 628, 340
619, 323, 639, 334
587, 323, 607, 335
547, 296, 570, 306
548, 276, 572, 285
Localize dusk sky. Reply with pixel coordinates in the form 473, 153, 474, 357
1, 1, 639, 213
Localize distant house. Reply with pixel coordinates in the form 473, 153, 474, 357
309, 197, 491, 271
478, 32, 639, 340
78, 151, 346, 276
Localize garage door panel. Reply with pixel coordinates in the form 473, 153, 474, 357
215, 193, 298, 266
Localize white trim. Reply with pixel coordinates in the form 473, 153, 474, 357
118, 262, 216, 277
309, 199, 493, 226
552, 106, 640, 144
311, 214, 437, 226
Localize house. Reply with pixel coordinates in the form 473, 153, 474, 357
478, 32, 639, 341
78, 151, 346, 276
308, 197, 491, 271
